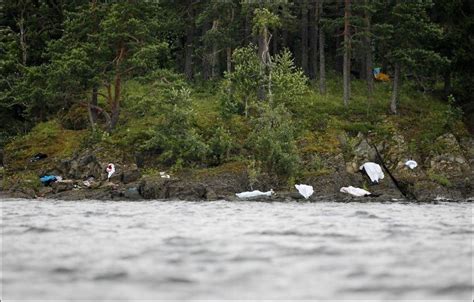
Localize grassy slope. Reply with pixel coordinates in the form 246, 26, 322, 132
3, 76, 468, 190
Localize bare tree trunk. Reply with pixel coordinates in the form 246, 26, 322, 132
310, 0, 319, 80
257, 27, 271, 101
343, 0, 351, 106
443, 70, 451, 97
91, 86, 98, 123
301, 0, 309, 75
390, 63, 401, 114
211, 20, 219, 79
184, 3, 194, 81
18, 8, 27, 66
226, 47, 232, 74
319, 0, 326, 94
364, 0, 374, 97
202, 21, 211, 80
110, 75, 121, 131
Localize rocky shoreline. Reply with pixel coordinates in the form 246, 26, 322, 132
2, 132, 472, 203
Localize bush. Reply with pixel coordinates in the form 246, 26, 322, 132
143, 87, 209, 166
247, 103, 300, 178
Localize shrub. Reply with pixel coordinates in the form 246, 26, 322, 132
143, 87, 209, 166
247, 103, 300, 178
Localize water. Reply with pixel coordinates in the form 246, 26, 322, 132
1, 199, 472, 300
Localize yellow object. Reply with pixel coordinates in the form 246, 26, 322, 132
375, 72, 390, 82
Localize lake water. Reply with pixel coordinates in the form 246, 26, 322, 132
1, 199, 472, 300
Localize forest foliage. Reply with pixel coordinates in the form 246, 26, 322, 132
0, 0, 472, 180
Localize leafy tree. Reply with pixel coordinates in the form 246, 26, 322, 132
247, 103, 300, 179
143, 87, 208, 167
374, 0, 447, 114
47, 1, 169, 131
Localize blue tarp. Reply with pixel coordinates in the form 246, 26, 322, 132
40, 175, 57, 185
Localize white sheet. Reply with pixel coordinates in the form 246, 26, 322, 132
340, 186, 371, 197
359, 162, 384, 183
236, 190, 273, 199
405, 160, 418, 169
295, 184, 314, 199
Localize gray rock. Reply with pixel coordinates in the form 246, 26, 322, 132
122, 169, 141, 184
52, 181, 74, 193
124, 187, 141, 200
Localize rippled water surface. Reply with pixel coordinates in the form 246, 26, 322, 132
1, 199, 472, 300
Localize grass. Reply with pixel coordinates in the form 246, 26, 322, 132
4, 75, 469, 186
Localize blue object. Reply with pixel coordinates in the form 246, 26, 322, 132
373, 67, 381, 76
40, 175, 57, 185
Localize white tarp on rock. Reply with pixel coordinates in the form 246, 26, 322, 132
359, 162, 384, 183
236, 190, 273, 199
340, 186, 371, 197
405, 160, 418, 170
295, 184, 314, 199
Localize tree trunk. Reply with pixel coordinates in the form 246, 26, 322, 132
110, 75, 121, 131
184, 3, 194, 81
18, 15, 27, 65
226, 47, 232, 74
390, 63, 401, 114
301, 0, 309, 75
211, 20, 219, 79
310, 1, 319, 80
319, 0, 326, 94
343, 0, 351, 106
364, 0, 374, 97
91, 86, 98, 123
257, 27, 270, 101
443, 70, 451, 97
202, 22, 211, 80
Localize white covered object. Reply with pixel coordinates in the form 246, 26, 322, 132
405, 160, 418, 170
295, 184, 314, 199
340, 186, 371, 197
236, 189, 274, 199
160, 171, 171, 179
106, 163, 115, 179
359, 162, 384, 183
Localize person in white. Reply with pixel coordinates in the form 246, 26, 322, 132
359, 162, 384, 183
106, 163, 115, 180
295, 184, 314, 199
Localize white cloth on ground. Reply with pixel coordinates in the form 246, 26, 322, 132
405, 160, 418, 170
359, 162, 384, 183
340, 186, 371, 197
295, 184, 314, 199
236, 190, 274, 199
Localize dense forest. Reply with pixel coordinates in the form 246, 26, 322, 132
0, 0, 473, 195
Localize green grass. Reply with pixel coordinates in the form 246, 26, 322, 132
4, 76, 469, 183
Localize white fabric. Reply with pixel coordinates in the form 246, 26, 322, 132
160, 171, 171, 179
405, 160, 418, 170
106, 163, 115, 179
340, 186, 371, 197
359, 162, 384, 183
295, 184, 314, 199
236, 189, 273, 199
